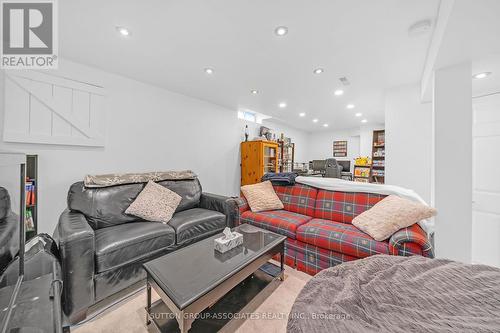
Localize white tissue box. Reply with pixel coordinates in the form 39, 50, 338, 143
214, 231, 243, 253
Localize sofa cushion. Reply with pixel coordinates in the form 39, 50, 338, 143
68, 178, 202, 229
240, 210, 312, 239
241, 181, 284, 212
296, 219, 389, 258
273, 184, 317, 216
168, 208, 226, 246
94, 222, 176, 273
125, 181, 182, 223
314, 190, 386, 224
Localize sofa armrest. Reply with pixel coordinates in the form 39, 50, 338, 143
199, 192, 238, 228
53, 209, 95, 324
389, 224, 434, 258
234, 197, 250, 227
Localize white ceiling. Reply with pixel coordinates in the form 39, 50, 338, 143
59, 0, 440, 131
431, 0, 500, 97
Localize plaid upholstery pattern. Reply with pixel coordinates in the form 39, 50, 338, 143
273, 184, 317, 216
240, 210, 312, 239
314, 190, 386, 224
389, 224, 434, 258
234, 197, 249, 226
296, 219, 390, 258
285, 238, 357, 275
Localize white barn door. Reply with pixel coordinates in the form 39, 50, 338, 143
472, 93, 500, 267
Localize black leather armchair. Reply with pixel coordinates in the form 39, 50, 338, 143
53, 177, 237, 324
0, 187, 19, 272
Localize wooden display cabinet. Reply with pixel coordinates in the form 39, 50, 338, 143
241, 141, 279, 186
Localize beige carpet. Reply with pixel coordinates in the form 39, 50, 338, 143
73, 263, 311, 333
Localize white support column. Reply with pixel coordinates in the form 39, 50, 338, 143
432, 62, 472, 263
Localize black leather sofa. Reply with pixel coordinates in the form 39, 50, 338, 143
0, 187, 19, 271
53, 177, 237, 324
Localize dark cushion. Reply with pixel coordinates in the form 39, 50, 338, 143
68, 178, 202, 229
296, 219, 389, 259
168, 208, 226, 246
94, 222, 175, 273
240, 210, 312, 239
0, 187, 11, 221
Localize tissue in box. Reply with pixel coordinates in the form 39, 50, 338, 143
214, 231, 243, 253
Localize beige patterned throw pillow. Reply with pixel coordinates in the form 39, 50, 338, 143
352, 195, 436, 241
241, 181, 284, 213
125, 181, 182, 223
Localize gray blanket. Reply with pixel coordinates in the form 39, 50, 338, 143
287, 255, 500, 333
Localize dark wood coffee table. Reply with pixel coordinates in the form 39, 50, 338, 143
143, 224, 286, 333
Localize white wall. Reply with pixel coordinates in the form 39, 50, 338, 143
385, 84, 432, 203
0, 60, 308, 234
432, 62, 472, 263
307, 128, 360, 172
359, 123, 385, 157
257, 119, 309, 163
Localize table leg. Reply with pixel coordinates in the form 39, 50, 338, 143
146, 280, 151, 325
280, 243, 285, 281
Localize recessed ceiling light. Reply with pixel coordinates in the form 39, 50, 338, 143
334, 89, 344, 96
473, 72, 492, 79
355, 112, 362, 117
204, 68, 214, 75
361, 119, 368, 123
346, 104, 355, 109
299, 112, 306, 117
312, 118, 319, 123
251, 89, 259, 95
278, 102, 287, 108
116, 26, 130, 36
274, 26, 288, 36
323, 123, 329, 127
313, 68, 324, 74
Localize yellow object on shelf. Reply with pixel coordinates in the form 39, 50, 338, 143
354, 156, 371, 166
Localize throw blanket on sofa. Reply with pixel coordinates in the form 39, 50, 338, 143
261, 172, 298, 185
84, 170, 197, 188
287, 255, 500, 333
295, 176, 434, 235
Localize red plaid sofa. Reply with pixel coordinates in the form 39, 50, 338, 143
235, 183, 434, 275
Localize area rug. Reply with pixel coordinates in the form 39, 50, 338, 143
73, 264, 311, 333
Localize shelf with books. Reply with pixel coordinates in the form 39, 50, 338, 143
25, 155, 38, 241
370, 130, 385, 184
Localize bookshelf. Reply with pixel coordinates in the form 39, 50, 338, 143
278, 140, 295, 172
370, 130, 385, 184
241, 141, 279, 186
26, 155, 38, 241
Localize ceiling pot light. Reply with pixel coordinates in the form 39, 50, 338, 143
299, 112, 306, 117
355, 112, 362, 117
346, 104, 355, 109
323, 124, 329, 127
408, 19, 433, 37
334, 89, 344, 96
473, 72, 492, 79
274, 26, 288, 36
251, 89, 259, 94
312, 118, 319, 123
361, 119, 368, 123
278, 102, 287, 108
313, 68, 324, 74
116, 26, 130, 36
204, 68, 214, 74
